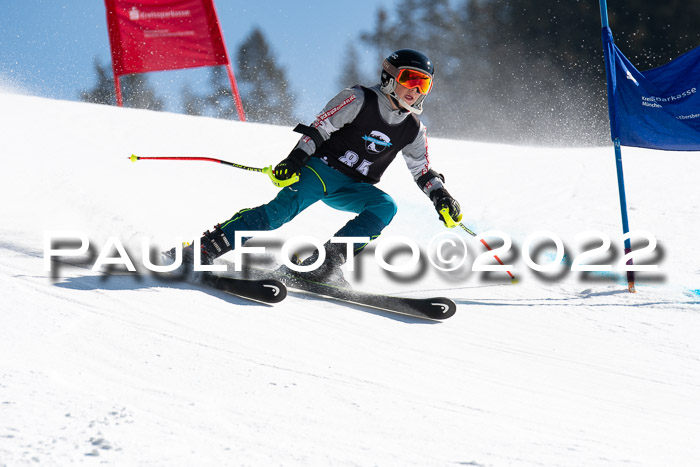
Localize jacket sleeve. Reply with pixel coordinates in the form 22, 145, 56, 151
294, 87, 365, 156
401, 122, 445, 196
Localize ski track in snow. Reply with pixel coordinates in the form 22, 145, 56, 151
1, 91, 700, 466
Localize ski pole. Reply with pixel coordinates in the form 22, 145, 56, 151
440, 208, 517, 283
128, 154, 298, 187
460, 223, 517, 283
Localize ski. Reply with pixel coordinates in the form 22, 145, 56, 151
241, 268, 456, 320
199, 273, 287, 304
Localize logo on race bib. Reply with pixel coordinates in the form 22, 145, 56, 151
362, 130, 392, 154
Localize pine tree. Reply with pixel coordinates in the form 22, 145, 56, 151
360, 8, 394, 64
80, 57, 165, 111
181, 82, 206, 116
205, 66, 238, 119
121, 73, 165, 111
336, 42, 368, 89
235, 27, 297, 125
80, 57, 115, 105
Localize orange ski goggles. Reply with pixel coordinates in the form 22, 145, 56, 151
395, 68, 433, 95
383, 59, 434, 95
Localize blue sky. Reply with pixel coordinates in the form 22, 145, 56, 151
0, 0, 402, 119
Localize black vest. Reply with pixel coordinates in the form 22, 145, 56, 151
318, 86, 420, 184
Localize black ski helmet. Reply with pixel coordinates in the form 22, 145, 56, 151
380, 48, 434, 114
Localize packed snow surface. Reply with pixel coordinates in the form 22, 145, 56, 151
1, 91, 699, 466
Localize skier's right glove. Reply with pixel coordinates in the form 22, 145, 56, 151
430, 187, 463, 228
274, 148, 310, 181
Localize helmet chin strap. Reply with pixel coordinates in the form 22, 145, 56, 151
396, 95, 423, 115
388, 89, 424, 115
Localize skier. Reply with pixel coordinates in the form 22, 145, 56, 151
170, 48, 462, 286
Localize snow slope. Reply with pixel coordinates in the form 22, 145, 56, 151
1, 90, 700, 466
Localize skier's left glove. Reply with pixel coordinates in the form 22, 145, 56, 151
274, 148, 310, 180
430, 187, 463, 228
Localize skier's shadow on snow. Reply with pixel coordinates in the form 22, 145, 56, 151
52, 269, 269, 307
54, 271, 442, 322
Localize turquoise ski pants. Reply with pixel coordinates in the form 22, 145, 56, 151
220, 158, 397, 256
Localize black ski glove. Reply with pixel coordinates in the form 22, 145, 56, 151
274, 148, 310, 180
429, 187, 463, 227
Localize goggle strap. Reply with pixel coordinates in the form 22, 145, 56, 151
382, 59, 400, 78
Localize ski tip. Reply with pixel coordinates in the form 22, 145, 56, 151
427, 298, 457, 320
129, 154, 139, 162
511, 277, 519, 284
263, 281, 287, 303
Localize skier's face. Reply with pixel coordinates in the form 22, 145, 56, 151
394, 83, 420, 106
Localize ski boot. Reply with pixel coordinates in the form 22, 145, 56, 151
278, 241, 351, 288
162, 224, 232, 281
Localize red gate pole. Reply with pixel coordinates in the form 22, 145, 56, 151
225, 63, 246, 122
114, 75, 124, 107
